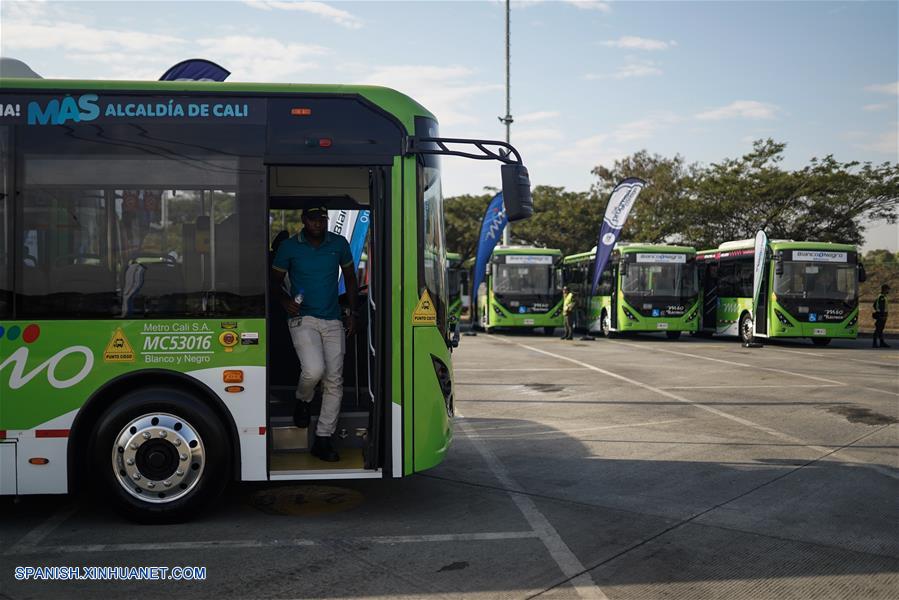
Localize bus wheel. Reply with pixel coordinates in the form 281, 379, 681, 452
666, 331, 682, 340
543, 326, 556, 336
739, 313, 754, 345
811, 337, 832, 347
600, 311, 615, 338
90, 386, 230, 524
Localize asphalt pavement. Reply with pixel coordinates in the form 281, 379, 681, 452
2, 332, 897, 599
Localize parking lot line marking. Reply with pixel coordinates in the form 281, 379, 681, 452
455, 367, 589, 371
660, 384, 843, 389
3, 505, 79, 556
763, 346, 899, 368
5, 532, 539, 556
500, 339, 899, 481
456, 416, 608, 600
860, 385, 899, 397
467, 419, 689, 440
608, 340, 846, 385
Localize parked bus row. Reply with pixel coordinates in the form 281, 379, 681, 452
468, 240, 864, 346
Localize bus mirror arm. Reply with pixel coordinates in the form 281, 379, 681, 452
448, 316, 460, 349
405, 136, 533, 222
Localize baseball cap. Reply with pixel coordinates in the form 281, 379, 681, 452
303, 206, 329, 218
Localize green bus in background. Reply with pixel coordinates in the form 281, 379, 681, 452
562, 244, 700, 339
447, 251, 464, 323
0, 73, 531, 521
697, 240, 863, 346
476, 247, 564, 334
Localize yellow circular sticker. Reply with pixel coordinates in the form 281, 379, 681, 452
219, 331, 239, 352
249, 485, 364, 516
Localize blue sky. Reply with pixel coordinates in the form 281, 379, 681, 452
2, 0, 896, 249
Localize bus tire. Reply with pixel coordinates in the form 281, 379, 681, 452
666, 331, 682, 340
89, 386, 231, 524
543, 326, 556, 336
739, 313, 755, 345
600, 311, 615, 339
811, 337, 832, 346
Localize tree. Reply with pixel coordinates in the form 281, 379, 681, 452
443, 192, 495, 261
507, 186, 597, 256
591, 150, 699, 246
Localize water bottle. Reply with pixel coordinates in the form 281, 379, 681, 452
289, 289, 305, 328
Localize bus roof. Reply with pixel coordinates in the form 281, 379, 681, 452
492, 246, 563, 257
0, 77, 436, 134
563, 243, 695, 264
699, 239, 857, 254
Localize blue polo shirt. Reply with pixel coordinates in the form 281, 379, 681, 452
272, 230, 354, 321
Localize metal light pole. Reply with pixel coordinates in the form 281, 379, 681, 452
499, 0, 513, 246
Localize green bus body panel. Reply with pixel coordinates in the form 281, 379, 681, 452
0, 78, 433, 135
0, 319, 265, 430
492, 247, 563, 257
486, 296, 564, 328
412, 327, 453, 472
613, 298, 700, 333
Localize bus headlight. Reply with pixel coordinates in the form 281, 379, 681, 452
685, 310, 698, 322
551, 307, 562, 318
622, 307, 638, 321
847, 315, 858, 327
492, 305, 504, 319
432, 356, 453, 417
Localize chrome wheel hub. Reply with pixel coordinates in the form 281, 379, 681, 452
112, 413, 205, 504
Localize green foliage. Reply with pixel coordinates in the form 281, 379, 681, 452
445, 140, 898, 259
864, 249, 898, 264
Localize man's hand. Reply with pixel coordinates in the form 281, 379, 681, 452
281, 297, 300, 316
344, 313, 356, 337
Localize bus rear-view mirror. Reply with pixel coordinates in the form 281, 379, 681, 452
858, 262, 867, 283
501, 164, 533, 222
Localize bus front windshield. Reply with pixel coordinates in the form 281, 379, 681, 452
448, 268, 462, 299
774, 261, 857, 301
621, 261, 698, 299
493, 263, 556, 295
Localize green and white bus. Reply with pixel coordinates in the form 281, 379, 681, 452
447, 251, 463, 323
475, 246, 563, 334
562, 244, 700, 339
0, 75, 531, 521
696, 240, 862, 345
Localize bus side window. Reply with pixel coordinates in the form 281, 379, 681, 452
0, 126, 9, 318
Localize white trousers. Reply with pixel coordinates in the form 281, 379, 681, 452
288, 316, 345, 437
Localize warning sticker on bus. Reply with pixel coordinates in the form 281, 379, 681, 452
104, 328, 135, 362
412, 290, 437, 326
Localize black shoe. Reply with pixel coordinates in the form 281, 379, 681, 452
881, 342, 891, 348
310, 435, 340, 462
293, 401, 310, 428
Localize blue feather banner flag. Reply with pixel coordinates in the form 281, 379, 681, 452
590, 178, 647, 296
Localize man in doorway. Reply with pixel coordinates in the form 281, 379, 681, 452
873, 283, 890, 348
271, 206, 358, 462
561, 286, 575, 340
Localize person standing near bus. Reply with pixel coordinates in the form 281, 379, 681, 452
873, 284, 890, 348
561, 286, 575, 340
271, 206, 359, 462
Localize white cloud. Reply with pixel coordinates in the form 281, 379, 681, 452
356, 65, 501, 127
514, 128, 565, 142
695, 100, 780, 120
600, 36, 675, 51
863, 103, 890, 112
196, 35, 328, 81
585, 58, 662, 80
515, 110, 561, 123
563, 0, 612, 12
865, 81, 899, 96
243, 0, 363, 29
1, 20, 185, 52
854, 127, 899, 156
